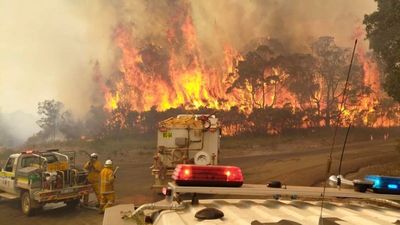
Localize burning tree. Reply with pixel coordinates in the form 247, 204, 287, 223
232, 51, 266, 109
311, 36, 361, 127
273, 53, 321, 126
89, 0, 400, 136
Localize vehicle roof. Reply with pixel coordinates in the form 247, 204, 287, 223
154, 199, 400, 225
159, 115, 219, 129
9, 153, 21, 158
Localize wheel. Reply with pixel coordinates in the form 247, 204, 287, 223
353, 179, 373, 193
21, 191, 35, 216
65, 199, 80, 209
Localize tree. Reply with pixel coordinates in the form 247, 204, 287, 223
364, 0, 400, 102
232, 51, 266, 109
85, 105, 108, 137
311, 37, 350, 127
36, 100, 63, 141
58, 111, 84, 140
230, 45, 285, 109
274, 53, 320, 112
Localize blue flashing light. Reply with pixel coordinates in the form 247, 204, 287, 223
373, 178, 380, 188
365, 175, 381, 188
365, 175, 400, 194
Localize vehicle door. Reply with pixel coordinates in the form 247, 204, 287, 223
0, 156, 18, 194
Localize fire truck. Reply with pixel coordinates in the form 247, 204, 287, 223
103, 114, 400, 225
104, 164, 400, 225
0, 149, 91, 216
150, 114, 221, 188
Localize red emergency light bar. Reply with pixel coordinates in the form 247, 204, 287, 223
22, 150, 35, 154
158, 126, 168, 132
172, 164, 243, 187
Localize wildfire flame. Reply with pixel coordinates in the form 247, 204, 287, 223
98, 9, 399, 132
105, 20, 246, 113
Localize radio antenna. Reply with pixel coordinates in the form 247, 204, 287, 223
318, 39, 357, 225
337, 123, 352, 187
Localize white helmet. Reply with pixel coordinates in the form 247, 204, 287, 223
90, 153, 98, 158
105, 159, 113, 167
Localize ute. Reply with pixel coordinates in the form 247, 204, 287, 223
151, 114, 221, 188
0, 149, 91, 216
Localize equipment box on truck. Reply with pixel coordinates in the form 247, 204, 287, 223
151, 114, 221, 188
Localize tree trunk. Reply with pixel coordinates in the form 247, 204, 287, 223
251, 87, 256, 109
325, 85, 331, 127
268, 83, 277, 108
262, 82, 265, 109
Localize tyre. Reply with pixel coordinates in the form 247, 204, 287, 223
353, 179, 373, 193
65, 199, 80, 209
21, 191, 35, 216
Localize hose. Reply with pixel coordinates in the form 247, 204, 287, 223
126, 203, 185, 219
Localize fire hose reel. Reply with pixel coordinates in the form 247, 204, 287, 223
194, 151, 211, 165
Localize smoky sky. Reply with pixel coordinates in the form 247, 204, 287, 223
0, 0, 376, 143
0, 0, 117, 117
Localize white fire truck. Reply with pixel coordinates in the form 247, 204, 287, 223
150, 114, 221, 188
104, 164, 400, 225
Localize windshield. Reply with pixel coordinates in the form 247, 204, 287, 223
21, 154, 58, 168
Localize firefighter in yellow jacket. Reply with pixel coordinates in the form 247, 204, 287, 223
83, 153, 102, 206
100, 159, 115, 213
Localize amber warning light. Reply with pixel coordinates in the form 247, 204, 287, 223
172, 164, 243, 187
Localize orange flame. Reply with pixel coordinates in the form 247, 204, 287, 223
99, 14, 399, 131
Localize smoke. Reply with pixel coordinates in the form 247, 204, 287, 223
0, 110, 38, 147
0, 1, 119, 143
193, 0, 377, 62
0, 0, 118, 117
0, 0, 377, 143
103, 0, 377, 64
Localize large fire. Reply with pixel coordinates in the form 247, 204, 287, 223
107, 25, 243, 113
98, 5, 399, 133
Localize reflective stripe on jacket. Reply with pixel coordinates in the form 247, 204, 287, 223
100, 167, 115, 194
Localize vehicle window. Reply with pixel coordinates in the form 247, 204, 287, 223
4, 157, 16, 172
43, 155, 58, 163
21, 157, 40, 168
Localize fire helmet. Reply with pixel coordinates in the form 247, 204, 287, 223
105, 159, 113, 167
90, 153, 98, 158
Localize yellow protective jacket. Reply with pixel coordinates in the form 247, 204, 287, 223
100, 167, 115, 194
84, 160, 102, 184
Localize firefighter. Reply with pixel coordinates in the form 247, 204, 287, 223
100, 159, 116, 213
83, 153, 102, 206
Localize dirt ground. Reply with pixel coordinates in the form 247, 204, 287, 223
0, 139, 399, 225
